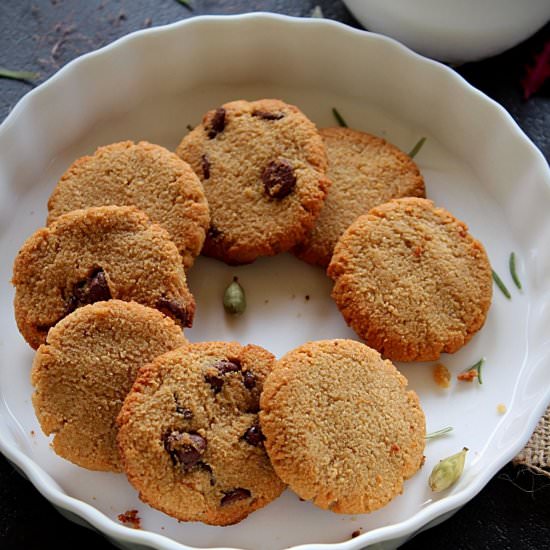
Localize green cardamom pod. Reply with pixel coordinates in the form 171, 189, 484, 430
429, 447, 468, 492
223, 277, 246, 315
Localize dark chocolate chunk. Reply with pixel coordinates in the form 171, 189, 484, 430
262, 159, 296, 199
207, 225, 221, 240
176, 405, 193, 419
201, 153, 211, 180
220, 488, 251, 506
242, 423, 265, 446
156, 297, 191, 327
163, 431, 206, 471
207, 107, 226, 139
68, 268, 111, 312
173, 393, 193, 418
204, 359, 241, 393
242, 370, 256, 389
251, 110, 284, 121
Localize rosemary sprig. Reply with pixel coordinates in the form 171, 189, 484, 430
175, 0, 193, 10
425, 426, 453, 440
492, 269, 511, 299
408, 136, 426, 159
332, 107, 348, 128
509, 252, 522, 290
0, 67, 39, 83
460, 357, 485, 385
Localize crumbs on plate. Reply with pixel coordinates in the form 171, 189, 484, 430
433, 363, 451, 388
117, 509, 141, 529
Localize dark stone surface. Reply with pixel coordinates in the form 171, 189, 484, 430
0, 1, 548, 549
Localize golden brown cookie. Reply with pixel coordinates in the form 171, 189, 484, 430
117, 342, 285, 526
12, 205, 195, 349
176, 99, 330, 264
294, 127, 425, 267
31, 300, 187, 471
47, 140, 210, 270
259, 339, 425, 514
328, 198, 492, 361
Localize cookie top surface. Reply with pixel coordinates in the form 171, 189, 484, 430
117, 341, 285, 526
12, 205, 195, 349
327, 198, 493, 362
176, 99, 330, 264
47, 140, 210, 270
31, 300, 187, 472
259, 339, 425, 514
294, 127, 425, 267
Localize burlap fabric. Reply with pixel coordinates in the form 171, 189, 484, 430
514, 407, 550, 476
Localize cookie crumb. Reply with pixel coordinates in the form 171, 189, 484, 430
30, 430, 35, 436
351, 529, 362, 538
497, 403, 507, 414
433, 363, 451, 388
457, 370, 477, 382
117, 509, 141, 529
305, 295, 310, 301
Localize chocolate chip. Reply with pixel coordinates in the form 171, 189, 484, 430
68, 268, 112, 312
201, 154, 211, 180
251, 110, 284, 120
207, 225, 221, 240
163, 431, 206, 472
204, 359, 241, 394
172, 393, 193, 418
156, 297, 191, 327
220, 488, 251, 506
176, 406, 193, 419
242, 423, 265, 446
242, 370, 256, 389
207, 107, 226, 139
262, 159, 296, 199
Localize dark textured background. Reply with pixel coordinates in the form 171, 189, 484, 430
1, 1, 549, 549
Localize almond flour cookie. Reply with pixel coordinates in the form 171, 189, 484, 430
328, 198, 492, 362
31, 300, 187, 471
293, 127, 425, 267
117, 342, 285, 526
47, 140, 210, 270
176, 99, 330, 264
259, 339, 425, 514
12, 205, 195, 349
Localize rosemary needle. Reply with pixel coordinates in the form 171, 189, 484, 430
0, 68, 39, 83
332, 107, 348, 128
425, 426, 453, 440
408, 136, 426, 159
175, 0, 193, 10
460, 357, 485, 385
492, 269, 511, 299
509, 252, 522, 290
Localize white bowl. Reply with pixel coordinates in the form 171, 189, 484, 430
343, 0, 550, 63
1, 13, 550, 550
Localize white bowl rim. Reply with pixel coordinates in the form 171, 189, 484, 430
1, 12, 549, 550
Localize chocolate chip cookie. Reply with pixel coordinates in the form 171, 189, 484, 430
328, 198, 493, 361
12, 205, 195, 349
176, 99, 330, 264
31, 300, 187, 471
117, 342, 285, 525
294, 127, 425, 267
259, 339, 425, 514
47, 140, 210, 270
